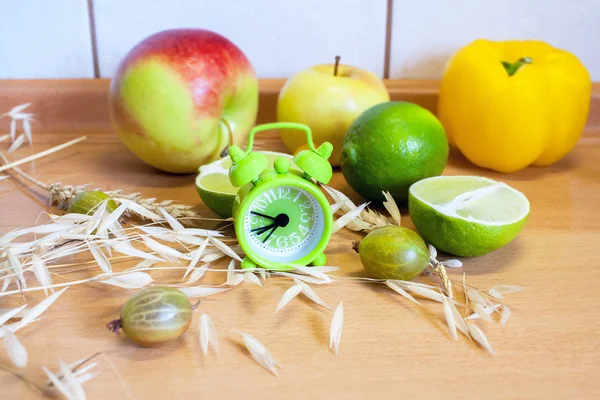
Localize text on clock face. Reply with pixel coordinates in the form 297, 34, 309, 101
243, 186, 324, 259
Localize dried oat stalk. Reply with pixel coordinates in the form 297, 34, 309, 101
48, 182, 201, 221
0, 103, 35, 152
384, 268, 521, 355
0, 102, 526, 383
321, 184, 400, 232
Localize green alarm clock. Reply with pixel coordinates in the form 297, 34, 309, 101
228, 122, 334, 271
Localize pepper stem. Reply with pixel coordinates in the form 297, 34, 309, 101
502, 57, 532, 77
351, 240, 361, 253
334, 55, 341, 76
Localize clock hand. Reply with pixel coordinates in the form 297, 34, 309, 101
251, 223, 276, 234
250, 211, 276, 220
262, 224, 278, 243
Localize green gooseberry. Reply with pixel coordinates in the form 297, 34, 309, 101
107, 287, 193, 347
67, 191, 118, 215
354, 225, 430, 280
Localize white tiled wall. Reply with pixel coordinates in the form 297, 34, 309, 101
389, 0, 600, 79
0, 0, 94, 79
93, 0, 387, 78
1, 0, 599, 80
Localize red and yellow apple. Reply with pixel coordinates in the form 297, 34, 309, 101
277, 61, 389, 166
109, 29, 258, 174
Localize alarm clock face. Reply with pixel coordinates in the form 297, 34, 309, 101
243, 185, 325, 263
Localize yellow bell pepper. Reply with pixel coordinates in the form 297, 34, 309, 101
438, 39, 591, 173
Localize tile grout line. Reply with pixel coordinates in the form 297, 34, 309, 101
87, 0, 101, 78
383, 0, 394, 79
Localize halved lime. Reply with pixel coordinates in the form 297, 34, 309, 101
195, 151, 297, 218
408, 176, 530, 257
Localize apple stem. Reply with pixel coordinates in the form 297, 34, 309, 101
334, 55, 341, 76
219, 119, 235, 157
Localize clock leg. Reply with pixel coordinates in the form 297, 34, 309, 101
241, 257, 258, 270
311, 253, 327, 267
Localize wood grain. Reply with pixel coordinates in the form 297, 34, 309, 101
0, 82, 599, 399
1, 79, 599, 133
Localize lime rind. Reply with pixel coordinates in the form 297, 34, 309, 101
196, 151, 293, 195
408, 176, 530, 257
195, 151, 295, 218
409, 176, 530, 227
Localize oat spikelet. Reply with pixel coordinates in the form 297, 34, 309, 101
32, 255, 54, 294
243, 272, 263, 287
489, 285, 524, 299
274, 284, 303, 313
500, 305, 511, 328
295, 280, 331, 310
433, 263, 453, 299
467, 323, 495, 355
449, 298, 470, 338
48, 183, 201, 223
183, 239, 208, 279
210, 237, 242, 262
11, 287, 68, 333
428, 244, 437, 259
382, 191, 401, 225
443, 259, 463, 268
58, 359, 86, 400
385, 280, 421, 305
43, 366, 74, 399
442, 295, 458, 341
240, 332, 280, 376
359, 208, 390, 229
108, 190, 199, 221
178, 286, 228, 299
7, 250, 26, 290
404, 284, 444, 303
471, 303, 494, 322
0, 305, 27, 327
100, 272, 153, 289
86, 242, 111, 274
8, 134, 25, 152
49, 182, 89, 209
3, 329, 28, 368
43, 358, 91, 400
199, 314, 219, 356
465, 304, 501, 321
329, 302, 344, 355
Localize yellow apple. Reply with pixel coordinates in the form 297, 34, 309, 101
277, 61, 389, 166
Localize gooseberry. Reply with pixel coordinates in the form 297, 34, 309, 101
353, 225, 430, 280
68, 191, 118, 215
107, 286, 193, 347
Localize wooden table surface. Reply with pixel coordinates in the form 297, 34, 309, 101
1, 90, 600, 399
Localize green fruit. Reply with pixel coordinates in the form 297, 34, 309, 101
110, 287, 192, 347
341, 101, 449, 203
195, 151, 300, 218
355, 225, 430, 280
68, 191, 118, 215
408, 176, 530, 257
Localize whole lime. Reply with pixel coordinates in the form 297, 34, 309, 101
355, 225, 430, 280
341, 101, 449, 203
